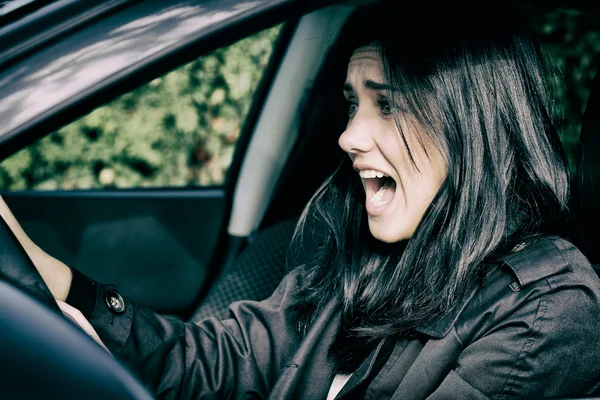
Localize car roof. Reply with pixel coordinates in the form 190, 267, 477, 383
0, 0, 58, 23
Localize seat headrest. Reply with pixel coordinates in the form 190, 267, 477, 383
575, 64, 600, 263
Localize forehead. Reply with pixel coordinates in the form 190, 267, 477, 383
347, 45, 383, 82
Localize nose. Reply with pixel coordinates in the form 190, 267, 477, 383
338, 116, 375, 155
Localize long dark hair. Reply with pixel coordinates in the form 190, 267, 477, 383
290, 1, 570, 370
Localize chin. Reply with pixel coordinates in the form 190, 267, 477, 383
367, 219, 411, 243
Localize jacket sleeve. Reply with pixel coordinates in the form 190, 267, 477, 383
427, 277, 600, 399
75, 268, 302, 400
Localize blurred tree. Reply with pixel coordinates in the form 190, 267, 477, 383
524, 5, 600, 173
0, 24, 281, 190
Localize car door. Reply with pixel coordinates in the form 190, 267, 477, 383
0, 0, 327, 317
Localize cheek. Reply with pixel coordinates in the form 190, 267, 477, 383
396, 141, 447, 201
378, 121, 446, 193
415, 150, 447, 203
425, 145, 448, 186
407, 130, 446, 176
381, 131, 413, 172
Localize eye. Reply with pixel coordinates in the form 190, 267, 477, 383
346, 99, 358, 117
377, 97, 392, 116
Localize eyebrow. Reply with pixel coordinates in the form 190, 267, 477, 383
343, 79, 391, 93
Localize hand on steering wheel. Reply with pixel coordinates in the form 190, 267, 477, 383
0, 215, 61, 314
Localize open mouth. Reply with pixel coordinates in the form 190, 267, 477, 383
359, 169, 397, 212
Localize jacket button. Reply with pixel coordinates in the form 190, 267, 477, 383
104, 290, 125, 314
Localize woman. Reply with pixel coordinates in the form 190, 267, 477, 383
3, 0, 600, 398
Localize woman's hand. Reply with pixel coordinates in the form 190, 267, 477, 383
0, 195, 72, 301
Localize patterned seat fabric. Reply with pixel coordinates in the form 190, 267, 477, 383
192, 217, 299, 323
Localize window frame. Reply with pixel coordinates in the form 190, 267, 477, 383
0, 21, 295, 193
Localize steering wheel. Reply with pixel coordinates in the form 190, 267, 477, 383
0, 217, 154, 399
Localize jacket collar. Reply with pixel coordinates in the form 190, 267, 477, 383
415, 235, 574, 339
414, 290, 477, 339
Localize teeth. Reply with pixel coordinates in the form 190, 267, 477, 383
359, 169, 388, 179
370, 186, 390, 207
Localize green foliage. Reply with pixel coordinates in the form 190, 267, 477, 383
0, 24, 281, 190
525, 5, 600, 172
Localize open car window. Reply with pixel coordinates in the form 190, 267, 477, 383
0, 24, 282, 191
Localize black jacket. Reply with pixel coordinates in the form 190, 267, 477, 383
68, 235, 600, 399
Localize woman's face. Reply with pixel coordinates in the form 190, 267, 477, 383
338, 45, 447, 243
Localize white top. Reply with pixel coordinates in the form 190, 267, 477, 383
326, 373, 353, 400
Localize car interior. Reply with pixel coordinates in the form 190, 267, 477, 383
0, 0, 352, 317
0, 0, 600, 398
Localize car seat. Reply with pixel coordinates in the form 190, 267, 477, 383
572, 61, 600, 271
192, 217, 298, 322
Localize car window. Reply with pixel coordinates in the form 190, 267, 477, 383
0, 24, 281, 191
